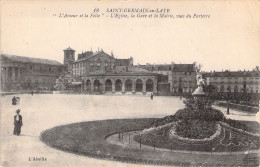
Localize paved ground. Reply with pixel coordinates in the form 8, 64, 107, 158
0, 94, 258, 167
213, 105, 258, 122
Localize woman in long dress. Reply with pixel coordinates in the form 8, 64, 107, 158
13, 109, 23, 136
12, 96, 17, 105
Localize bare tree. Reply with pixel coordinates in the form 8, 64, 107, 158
253, 66, 259, 71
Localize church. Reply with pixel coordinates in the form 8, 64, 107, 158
1, 54, 65, 91
61, 47, 168, 94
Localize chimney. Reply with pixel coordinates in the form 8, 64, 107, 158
111, 51, 114, 58
171, 61, 175, 70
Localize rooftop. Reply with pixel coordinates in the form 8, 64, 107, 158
1, 54, 64, 66
172, 64, 195, 72
73, 51, 111, 63
202, 70, 260, 77
63, 47, 75, 51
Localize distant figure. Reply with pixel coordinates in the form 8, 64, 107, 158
150, 93, 153, 100
227, 101, 230, 115
16, 97, 20, 104
13, 109, 23, 136
12, 96, 17, 105
31, 91, 34, 96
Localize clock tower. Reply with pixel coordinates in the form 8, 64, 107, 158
63, 47, 75, 67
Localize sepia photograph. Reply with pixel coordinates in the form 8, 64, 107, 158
0, 0, 260, 166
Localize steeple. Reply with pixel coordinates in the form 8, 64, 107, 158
63, 47, 75, 66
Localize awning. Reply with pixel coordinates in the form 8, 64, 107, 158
71, 82, 82, 85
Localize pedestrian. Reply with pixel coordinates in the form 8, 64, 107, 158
227, 101, 230, 115
12, 96, 17, 105
150, 93, 153, 100
13, 109, 23, 136
16, 97, 20, 104
31, 91, 34, 96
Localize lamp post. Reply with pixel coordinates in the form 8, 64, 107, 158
227, 91, 231, 115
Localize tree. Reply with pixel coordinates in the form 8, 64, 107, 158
253, 66, 259, 71
204, 84, 216, 96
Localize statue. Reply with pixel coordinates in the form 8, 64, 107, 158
192, 72, 206, 97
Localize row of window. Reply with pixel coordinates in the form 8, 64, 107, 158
211, 77, 259, 81
210, 81, 259, 85
173, 79, 195, 82
26, 65, 62, 72
72, 61, 116, 69
216, 85, 259, 93
172, 72, 194, 75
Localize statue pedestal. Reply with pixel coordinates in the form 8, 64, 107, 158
192, 85, 206, 97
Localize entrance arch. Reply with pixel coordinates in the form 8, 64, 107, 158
86, 80, 91, 91
94, 80, 101, 93
125, 79, 132, 92
115, 79, 122, 92
146, 79, 153, 92
136, 79, 143, 92
105, 79, 112, 92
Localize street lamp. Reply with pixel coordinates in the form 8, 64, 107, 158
227, 90, 231, 115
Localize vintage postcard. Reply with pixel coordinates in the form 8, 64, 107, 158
0, 0, 260, 166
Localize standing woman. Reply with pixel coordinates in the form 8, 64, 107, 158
13, 109, 23, 136
12, 96, 17, 105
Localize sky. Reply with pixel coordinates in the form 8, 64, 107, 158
1, 0, 259, 72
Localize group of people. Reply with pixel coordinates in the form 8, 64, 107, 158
11, 92, 34, 136
12, 96, 20, 105
12, 96, 23, 136
11, 91, 152, 136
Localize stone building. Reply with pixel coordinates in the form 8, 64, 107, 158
1, 54, 65, 91
63, 47, 133, 77
80, 66, 167, 94
171, 64, 197, 94
62, 47, 167, 94
135, 63, 197, 94
202, 70, 260, 94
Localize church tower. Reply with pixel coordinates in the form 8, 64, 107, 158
63, 47, 75, 67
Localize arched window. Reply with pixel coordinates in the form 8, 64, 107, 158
105, 79, 112, 92
146, 79, 154, 92
136, 79, 143, 92
125, 79, 132, 92
115, 79, 122, 92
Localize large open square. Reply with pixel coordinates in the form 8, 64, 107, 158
1, 94, 186, 167
1, 94, 259, 167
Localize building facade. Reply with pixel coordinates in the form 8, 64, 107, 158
136, 63, 197, 94
171, 64, 197, 94
61, 47, 167, 94
63, 47, 133, 77
1, 54, 65, 91
80, 67, 167, 94
203, 70, 260, 94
